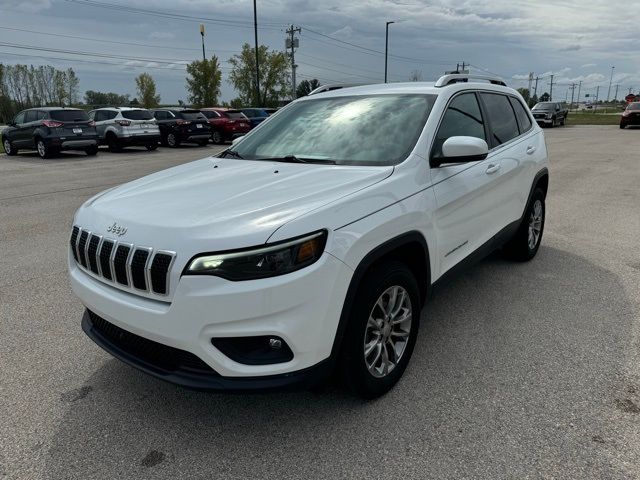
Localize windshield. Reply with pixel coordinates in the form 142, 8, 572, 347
533, 103, 555, 110
121, 109, 153, 120
231, 94, 436, 166
627, 103, 640, 111
50, 110, 89, 122
243, 109, 267, 118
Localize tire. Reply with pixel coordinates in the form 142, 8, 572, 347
560, 116, 566, 126
85, 145, 98, 156
106, 134, 121, 152
198, 139, 209, 147
211, 130, 224, 145
3, 137, 17, 156
503, 187, 546, 261
620, 124, 626, 129
146, 143, 158, 151
35, 138, 53, 159
339, 261, 420, 399
166, 133, 180, 148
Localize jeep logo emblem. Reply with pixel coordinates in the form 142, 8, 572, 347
107, 222, 128, 237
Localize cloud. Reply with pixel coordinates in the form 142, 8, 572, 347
581, 63, 597, 68
330, 25, 354, 39
4, 0, 51, 13
560, 44, 581, 52
149, 31, 176, 40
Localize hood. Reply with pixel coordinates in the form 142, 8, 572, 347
76, 156, 393, 252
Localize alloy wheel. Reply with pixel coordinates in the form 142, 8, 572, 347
528, 199, 543, 250
37, 140, 46, 158
167, 134, 177, 147
3, 139, 11, 154
364, 285, 412, 378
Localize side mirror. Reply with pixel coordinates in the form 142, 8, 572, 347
434, 136, 489, 167
231, 136, 244, 146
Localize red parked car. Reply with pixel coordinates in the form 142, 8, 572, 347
200, 108, 251, 144
620, 102, 640, 129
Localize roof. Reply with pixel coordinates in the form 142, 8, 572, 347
200, 107, 241, 112
92, 106, 148, 111
24, 106, 84, 111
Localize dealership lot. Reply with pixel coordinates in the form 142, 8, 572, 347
1, 128, 639, 478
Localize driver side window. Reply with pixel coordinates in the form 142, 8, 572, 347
432, 93, 486, 159
14, 111, 26, 125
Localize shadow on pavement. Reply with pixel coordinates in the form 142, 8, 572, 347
45, 246, 637, 479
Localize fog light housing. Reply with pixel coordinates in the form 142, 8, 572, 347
212, 336, 293, 365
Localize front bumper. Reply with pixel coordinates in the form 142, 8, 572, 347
82, 310, 332, 391
534, 117, 553, 125
620, 116, 640, 126
70, 251, 353, 386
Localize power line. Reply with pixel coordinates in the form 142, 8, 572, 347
0, 25, 240, 54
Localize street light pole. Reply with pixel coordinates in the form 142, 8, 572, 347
253, 0, 260, 106
384, 21, 394, 83
199, 24, 206, 61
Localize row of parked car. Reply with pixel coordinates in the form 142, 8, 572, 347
1, 106, 276, 158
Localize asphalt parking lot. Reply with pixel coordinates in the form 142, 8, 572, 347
1, 128, 639, 479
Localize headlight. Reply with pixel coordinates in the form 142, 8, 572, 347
546, 113, 552, 119
184, 230, 327, 280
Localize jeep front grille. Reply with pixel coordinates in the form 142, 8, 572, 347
70, 225, 175, 296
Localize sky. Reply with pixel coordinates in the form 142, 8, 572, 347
1, 0, 638, 105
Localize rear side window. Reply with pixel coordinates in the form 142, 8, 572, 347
509, 97, 532, 133
50, 110, 90, 122
121, 109, 153, 120
25, 110, 39, 122
433, 92, 486, 159
480, 93, 520, 146
14, 112, 25, 124
201, 111, 218, 119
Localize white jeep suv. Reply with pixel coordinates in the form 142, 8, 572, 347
69, 74, 549, 398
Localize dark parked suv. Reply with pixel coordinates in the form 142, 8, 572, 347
620, 102, 640, 129
150, 108, 211, 147
2, 107, 99, 158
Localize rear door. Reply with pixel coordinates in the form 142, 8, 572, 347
120, 109, 157, 136
11, 111, 30, 147
430, 91, 504, 276
479, 92, 536, 227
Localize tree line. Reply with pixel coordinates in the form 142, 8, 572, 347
2, 43, 336, 122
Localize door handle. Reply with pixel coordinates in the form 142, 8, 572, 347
526, 146, 536, 155
485, 163, 501, 174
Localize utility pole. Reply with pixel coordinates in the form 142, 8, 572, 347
286, 25, 301, 99
253, 0, 260, 106
199, 24, 206, 61
384, 21, 395, 83
577, 80, 582, 107
528, 72, 533, 94
613, 84, 619, 102
606, 65, 615, 102
549, 74, 554, 101
569, 83, 576, 109
594, 86, 600, 113
534, 76, 539, 98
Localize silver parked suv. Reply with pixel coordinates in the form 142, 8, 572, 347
88, 107, 160, 152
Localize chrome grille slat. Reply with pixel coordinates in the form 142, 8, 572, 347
71, 225, 175, 297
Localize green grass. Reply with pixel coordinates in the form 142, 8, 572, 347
567, 113, 621, 125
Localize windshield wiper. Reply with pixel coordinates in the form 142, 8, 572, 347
260, 155, 336, 164
220, 149, 244, 159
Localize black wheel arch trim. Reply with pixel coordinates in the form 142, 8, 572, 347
329, 231, 431, 364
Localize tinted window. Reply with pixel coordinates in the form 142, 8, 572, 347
201, 111, 218, 119
50, 110, 90, 122
14, 112, 25, 124
480, 93, 520, 146
232, 94, 436, 166
93, 111, 104, 122
36, 110, 47, 120
509, 97, 532, 133
178, 111, 207, 121
226, 111, 247, 120
153, 111, 168, 120
532, 102, 554, 110
25, 110, 39, 122
433, 93, 486, 159
121, 109, 153, 120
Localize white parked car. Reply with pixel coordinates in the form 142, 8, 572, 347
69, 74, 549, 398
